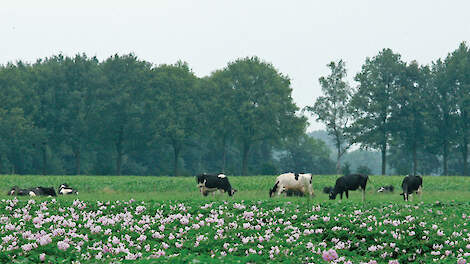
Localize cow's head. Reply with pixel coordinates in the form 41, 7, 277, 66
329, 190, 337, 200
377, 187, 385, 193
229, 189, 237, 196
7, 186, 18, 196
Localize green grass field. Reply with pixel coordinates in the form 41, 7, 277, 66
1, 174, 469, 263
1, 174, 469, 202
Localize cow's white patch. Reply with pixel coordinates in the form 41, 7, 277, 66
217, 174, 226, 178
60, 188, 73, 194
29, 191, 36, 197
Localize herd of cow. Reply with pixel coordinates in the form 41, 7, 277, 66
196, 173, 424, 201
7, 183, 78, 197
4, 174, 423, 201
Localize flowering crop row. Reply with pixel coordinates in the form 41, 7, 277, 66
0, 198, 468, 263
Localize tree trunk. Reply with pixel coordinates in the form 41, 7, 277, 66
462, 136, 468, 176
412, 143, 417, 176
443, 140, 448, 176
42, 143, 47, 175
381, 142, 387, 175
73, 146, 81, 175
173, 144, 180, 176
116, 145, 122, 176
221, 135, 227, 172
115, 127, 124, 176
241, 142, 251, 176
336, 155, 341, 176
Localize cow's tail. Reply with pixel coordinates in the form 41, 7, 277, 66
269, 181, 279, 198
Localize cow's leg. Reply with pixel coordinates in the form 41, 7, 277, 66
345, 190, 349, 199
340, 192, 343, 200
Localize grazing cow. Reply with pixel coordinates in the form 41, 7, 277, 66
58, 183, 78, 195
196, 173, 237, 196
323, 186, 334, 194
269, 172, 314, 197
377, 185, 394, 193
7, 186, 57, 196
400, 175, 423, 201
329, 174, 368, 201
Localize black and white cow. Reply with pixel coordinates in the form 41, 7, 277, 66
400, 175, 423, 201
32, 187, 57, 196
377, 185, 394, 193
196, 173, 237, 196
7, 186, 57, 197
269, 172, 314, 197
329, 174, 368, 201
7, 186, 31, 196
58, 183, 78, 195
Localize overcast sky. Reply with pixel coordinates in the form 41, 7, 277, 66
1, 0, 469, 131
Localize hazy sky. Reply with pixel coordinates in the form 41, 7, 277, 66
1, 1, 469, 130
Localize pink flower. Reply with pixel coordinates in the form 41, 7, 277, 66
57, 241, 70, 251
322, 249, 338, 262
39, 253, 45, 262
457, 259, 466, 264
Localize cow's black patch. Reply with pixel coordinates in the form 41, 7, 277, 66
294, 173, 299, 180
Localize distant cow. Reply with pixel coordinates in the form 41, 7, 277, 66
32, 187, 57, 196
329, 174, 368, 201
269, 172, 314, 197
7, 186, 57, 197
196, 173, 237, 196
377, 185, 394, 193
400, 175, 423, 201
7, 186, 32, 196
58, 183, 78, 195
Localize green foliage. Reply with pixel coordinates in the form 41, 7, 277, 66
306, 60, 354, 174
356, 165, 372, 175
350, 48, 406, 175
341, 162, 351, 176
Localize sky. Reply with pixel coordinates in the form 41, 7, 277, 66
1, 0, 469, 131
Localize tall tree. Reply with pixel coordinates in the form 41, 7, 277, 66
61, 54, 102, 174
147, 61, 201, 176
389, 61, 429, 175
99, 54, 151, 175
206, 71, 236, 172
446, 42, 470, 175
220, 57, 306, 175
350, 49, 405, 175
306, 60, 353, 175
427, 59, 457, 175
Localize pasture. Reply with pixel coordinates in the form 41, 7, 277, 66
0, 174, 469, 263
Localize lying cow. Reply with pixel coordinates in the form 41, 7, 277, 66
329, 174, 368, 201
7, 186, 57, 197
196, 173, 237, 196
58, 183, 78, 195
377, 185, 394, 193
269, 172, 314, 197
400, 175, 422, 201
7, 186, 32, 196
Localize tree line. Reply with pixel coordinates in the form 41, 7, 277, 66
1, 42, 469, 176
308, 42, 470, 176
0, 55, 336, 176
